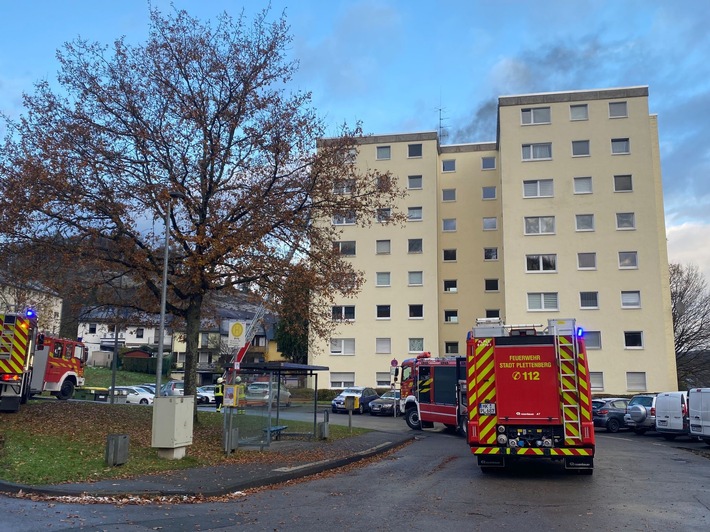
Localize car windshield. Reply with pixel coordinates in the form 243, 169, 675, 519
342, 388, 362, 395
380, 391, 399, 399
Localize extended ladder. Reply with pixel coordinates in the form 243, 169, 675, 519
551, 319, 582, 443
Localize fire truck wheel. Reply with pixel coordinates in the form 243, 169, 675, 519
57, 380, 75, 400
458, 417, 468, 438
405, 408, 421, 430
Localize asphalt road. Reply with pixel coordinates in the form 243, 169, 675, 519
1, 425, 709, 531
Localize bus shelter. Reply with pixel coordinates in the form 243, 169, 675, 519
222, 361, 328, 451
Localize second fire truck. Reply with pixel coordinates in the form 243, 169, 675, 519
464, 318, 595, 473
0, 310, 87, 413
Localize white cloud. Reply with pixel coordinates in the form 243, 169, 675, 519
666, 222, 710, 282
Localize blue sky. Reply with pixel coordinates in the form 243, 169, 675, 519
2, 0, 709, 279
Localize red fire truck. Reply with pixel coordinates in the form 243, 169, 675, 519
0, 310, 87, 412
465, 318, 595, 473
400, 352, 467, 434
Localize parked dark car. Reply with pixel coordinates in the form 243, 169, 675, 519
331, 387, 379, 414
369, 390, 401, 416
592, 397, 629, 433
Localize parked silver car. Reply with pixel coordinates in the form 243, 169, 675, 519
624, 394, 658, 434
161, 380, 184, 396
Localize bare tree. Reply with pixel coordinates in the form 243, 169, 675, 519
0, 7, 404, 399
670, 263, 710, 388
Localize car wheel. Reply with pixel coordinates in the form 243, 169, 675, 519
358, 404, 365, 415
606, 418, 621, 433
703, 438, 710, 447
140, 398, 149, 405
332, 407, 337, 413
633, 428, 647, 435
405, 408, 421, 430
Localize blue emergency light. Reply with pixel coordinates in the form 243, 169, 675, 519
25, 308, 37, 319
576, 327, 584, 338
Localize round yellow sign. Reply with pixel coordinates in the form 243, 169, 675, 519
231, 322, 244, 337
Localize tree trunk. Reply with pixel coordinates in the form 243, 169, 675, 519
183, 294, 203, 416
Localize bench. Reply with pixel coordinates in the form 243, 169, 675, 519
263, 425, 288, 441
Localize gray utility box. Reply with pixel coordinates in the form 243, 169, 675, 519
105, 434, 129, 466
152, 395, 194, 459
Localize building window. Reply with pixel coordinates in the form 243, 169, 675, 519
443, 218, 457, 232
376, 208, 391, 222
614, 174, 633, 192
408, 271, 423, 286
482, 156, 496, 170
444, 310, 459, 323
522, 143, 552, 160
376, 372, 391, 386
624, 331, 644, 348
580, 292, 599, 309
572, 140, 590, 157
443, 249, 457, 261
575, 214, 595, 231
408, 338, 424, 352
409, 305, 424, 319
445, 342, 459, 354
527, 292, 559, 311
376, 145, 391, 160
621, 291, 641, 308
570, 104, 588, 121
482, 186, 496, 200
376, 305, 391, 319
88, 323, 97, 334
442, 159, 456, 172
332, 211, 356, 225
330, 338, 355, 355
135, 327, 144, 339
331, 372, 355, 388
611, 138, 630, 154
376, 272, 391, 287
333, 178, 355, 195
443, 279, 458, 293
408, 175, 423, 189
376, 240, 391, 254
526, 254, 557, 272
408, 143, 423, 158
408, 207, 423, 221
486, 309, 501, 318
484, 248, 498, 261
626, 372, 647, 392
523, 179, 553, 197
334, 241, 356, 256
574, 176, 593, 194
332, 305, 355, 321
619, 251, 638, 269
485, 279, 499, 291
483, 217, 497, 231
521, 107, 551, 125
590, 372, 604, 391
524, 216, 555, 235
376, 337, 391, 354
609, 101, 628, 118
408, 239, 422, 253
585, 331, 602, 349
616, 212, 636, 230
577, 252, 597, 270
442, 188, 456, 201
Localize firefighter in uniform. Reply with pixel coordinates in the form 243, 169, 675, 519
236, 376, 246, 414
215, 377, 224, 412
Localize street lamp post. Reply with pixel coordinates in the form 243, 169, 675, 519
155, 190, 185, 397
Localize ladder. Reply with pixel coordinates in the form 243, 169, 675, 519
551, 319, 582, 442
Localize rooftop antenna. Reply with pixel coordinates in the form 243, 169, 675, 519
438, 92, 449, 141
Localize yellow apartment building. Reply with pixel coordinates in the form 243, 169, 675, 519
311, 86, 677, 396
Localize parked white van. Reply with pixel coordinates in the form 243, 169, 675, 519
689, 388, 710, 445
655, 391, 689, 440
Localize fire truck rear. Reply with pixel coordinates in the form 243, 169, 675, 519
400, 353, 467, 435
0, 311, 87, 412
465, 318, 595, 473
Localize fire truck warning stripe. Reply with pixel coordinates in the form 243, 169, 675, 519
472, 447, 594, 456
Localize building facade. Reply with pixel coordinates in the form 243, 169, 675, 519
311, 86, 677, 395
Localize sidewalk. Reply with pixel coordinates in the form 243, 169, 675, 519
0, 430, 414, 498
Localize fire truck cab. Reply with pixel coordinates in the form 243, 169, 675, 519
465, 318, 595, 473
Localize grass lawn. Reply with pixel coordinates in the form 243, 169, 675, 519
0, 399, 367, 486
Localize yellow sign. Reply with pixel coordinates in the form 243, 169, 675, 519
231, 322, 244, 337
